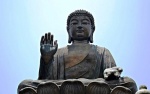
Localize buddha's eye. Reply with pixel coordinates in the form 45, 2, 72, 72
70, 19, 78, 25
71, 22, 78, 25
82, 20, 90, 25
82, 22, 89, 25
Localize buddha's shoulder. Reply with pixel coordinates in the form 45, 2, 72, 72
94, 45, 109, 53
57, 46, 68, 51
54, 46, 68, 56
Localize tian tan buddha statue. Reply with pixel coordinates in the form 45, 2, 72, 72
18, 10, 147, 94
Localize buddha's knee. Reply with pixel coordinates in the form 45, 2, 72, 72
106, 76, 137, 94
122, 76, 137, 93
18, 79, 37, 94
18, 87, 36, 94
111, 86, 132, 94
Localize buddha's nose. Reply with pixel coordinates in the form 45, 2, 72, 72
77, 26, 83, 30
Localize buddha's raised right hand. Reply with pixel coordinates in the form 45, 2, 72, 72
40, 32, 58, 63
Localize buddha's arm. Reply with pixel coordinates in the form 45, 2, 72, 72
97, 46, 116, 78
103, 48, 116, 69
38, 57, 53, 80
38, 32, 58, 80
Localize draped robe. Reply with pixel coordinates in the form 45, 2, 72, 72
38, 44, 116, 80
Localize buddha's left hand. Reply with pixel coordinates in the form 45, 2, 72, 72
103, 67, 123, 81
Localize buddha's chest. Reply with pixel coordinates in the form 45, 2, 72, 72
64, 44, 97, 68
64, 45, 99, 79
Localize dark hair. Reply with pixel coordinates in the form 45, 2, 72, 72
67, 9, 95, 32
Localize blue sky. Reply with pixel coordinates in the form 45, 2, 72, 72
0, 0, 150, 94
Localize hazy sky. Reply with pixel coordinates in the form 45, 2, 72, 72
0, 0, 150, 94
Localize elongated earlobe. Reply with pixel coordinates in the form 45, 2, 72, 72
68, 35, 72, 43
89, 33, 93, 43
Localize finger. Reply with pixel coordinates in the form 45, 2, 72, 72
51, 35, 53, 46
48, 32, 51, 44
40, 36, 44, 45
44, 33, 48, 44
54, 40, 58, 49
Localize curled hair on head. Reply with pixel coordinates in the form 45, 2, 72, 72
67, 9, 95, 32
67, 9, 95, 43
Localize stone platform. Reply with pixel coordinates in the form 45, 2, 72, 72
18, 78, 137, 94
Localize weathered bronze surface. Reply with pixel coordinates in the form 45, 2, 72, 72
18, 10, 142, 94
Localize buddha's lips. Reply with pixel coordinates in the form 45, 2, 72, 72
76, 30, 84, 33
76, 33, 84, 37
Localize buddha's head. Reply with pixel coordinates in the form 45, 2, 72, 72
67, 10, 95, 43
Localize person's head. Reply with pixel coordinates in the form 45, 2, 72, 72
67, 10, 95, 43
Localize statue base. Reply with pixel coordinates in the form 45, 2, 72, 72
18, 77, 137, 94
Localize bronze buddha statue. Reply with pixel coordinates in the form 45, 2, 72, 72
38, 10, 116, 80
18, 10, 138, 94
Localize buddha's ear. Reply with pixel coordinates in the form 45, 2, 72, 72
68, 35, 72, 43
89, 25, 95, 43
89, 33, 93, 43
67, 26, 71, 43
67, 30, 72, 44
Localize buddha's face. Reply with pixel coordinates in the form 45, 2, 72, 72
68, 15, 92, 41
